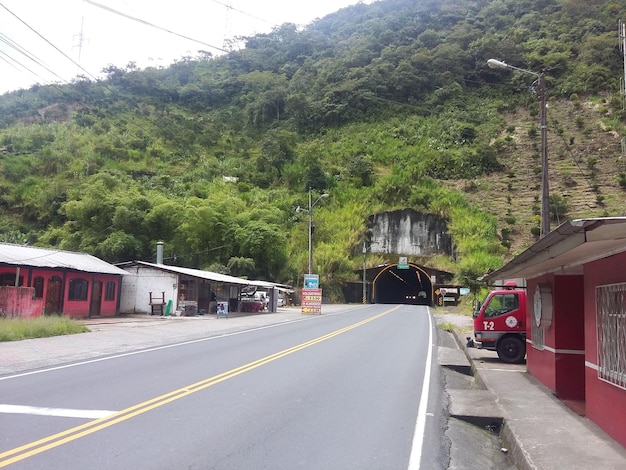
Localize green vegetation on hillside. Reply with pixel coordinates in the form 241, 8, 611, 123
1, 0, 625, 298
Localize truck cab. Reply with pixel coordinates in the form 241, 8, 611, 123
470, 282, 526, 363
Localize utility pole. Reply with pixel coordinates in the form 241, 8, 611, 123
362, 242, 367, 304
72, 17, 88, 72
617, 20, 626, 165
488, 59, 550, 238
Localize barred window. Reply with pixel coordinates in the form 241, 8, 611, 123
68, 278, 89, 301
33, 276, 44, 299
105, 281, 116, 301
596, 283, 626, 390
1, 273, 23, 286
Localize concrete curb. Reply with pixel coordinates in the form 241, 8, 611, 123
450, 330, 527, 470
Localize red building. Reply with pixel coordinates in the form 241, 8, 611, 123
484, 218, 626, 448
0, 243, 127, 318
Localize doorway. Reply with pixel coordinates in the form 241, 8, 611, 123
45, 276, 63, 315
90, 280, 102, 317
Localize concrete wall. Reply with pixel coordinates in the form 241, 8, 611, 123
526, 274, 585, 401
0, 286, 43, 318
368, 209, 452, 256
527, 274, 557, 392
120, 266, 177, 315
583, 251, 626, 448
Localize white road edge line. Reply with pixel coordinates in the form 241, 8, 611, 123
407, 307, 433, 470
0, 314, 326, 382
0, 404, 116, 419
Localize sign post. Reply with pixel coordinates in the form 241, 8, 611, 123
302, 274, 322, 314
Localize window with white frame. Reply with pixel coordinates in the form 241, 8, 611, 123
596, 283, 626, 390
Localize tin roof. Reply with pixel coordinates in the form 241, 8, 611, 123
482, 217, 626, 282
118, 261, 283, 287
0, 243, 128, 275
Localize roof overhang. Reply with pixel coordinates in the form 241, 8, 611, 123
482, 217, 626, 283
117, 261, 290, 290
0, 243, 128, 275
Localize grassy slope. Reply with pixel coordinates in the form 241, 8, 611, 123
444, 95, 624, 258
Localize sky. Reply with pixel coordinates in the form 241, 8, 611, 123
0, 0, 373, 95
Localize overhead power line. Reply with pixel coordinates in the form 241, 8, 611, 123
0, 2, 100, 84
209, 0, 275, 27
83, 0, 230, 54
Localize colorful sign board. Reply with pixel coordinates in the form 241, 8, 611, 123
304, 274, 319, 289
302, 288, 322, 315
217, 301, 229, 318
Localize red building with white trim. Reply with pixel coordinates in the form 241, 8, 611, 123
484, 218, 626, 448
0, 243, 126, 318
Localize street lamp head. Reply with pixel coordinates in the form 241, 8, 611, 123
487, 59, 508, 70
311, 193, 330, 209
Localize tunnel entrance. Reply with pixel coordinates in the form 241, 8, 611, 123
373, 264, 433, 305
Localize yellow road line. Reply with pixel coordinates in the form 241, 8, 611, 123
0, 306, 400, 467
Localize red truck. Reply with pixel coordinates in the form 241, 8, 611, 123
468, 281, 527, 363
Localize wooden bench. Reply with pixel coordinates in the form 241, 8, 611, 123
149, 291, 166, 315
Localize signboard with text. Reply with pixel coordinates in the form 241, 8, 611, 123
301, 288, 322, 315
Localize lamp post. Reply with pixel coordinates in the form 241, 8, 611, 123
487, 59, 550, 238
362, 241, 367, 304
306, 189, 329, 275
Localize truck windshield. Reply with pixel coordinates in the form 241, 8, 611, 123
484, 293, 519, 318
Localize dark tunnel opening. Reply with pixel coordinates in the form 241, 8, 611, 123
373, 264, 433, 305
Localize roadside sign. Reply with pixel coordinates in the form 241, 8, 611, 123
304, 274, 319, 289
398, 256, 409, 269
302, 288, 322, 315
217, 301, 229, 318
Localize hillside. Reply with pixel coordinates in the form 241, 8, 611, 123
0, 0, 625, 299
447, 95, 625, 255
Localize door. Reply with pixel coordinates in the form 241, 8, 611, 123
45, 276, 63, 315
90, 280, 102, 317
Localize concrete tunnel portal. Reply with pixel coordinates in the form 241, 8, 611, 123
372, 264, 434, 305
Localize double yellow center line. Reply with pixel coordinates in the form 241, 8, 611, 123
0, 306, 399, 467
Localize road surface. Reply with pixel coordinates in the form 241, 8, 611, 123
0, 304, 447, 469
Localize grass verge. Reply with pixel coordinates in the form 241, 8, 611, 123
437, 321, 456, 332
0, 316, 89, 342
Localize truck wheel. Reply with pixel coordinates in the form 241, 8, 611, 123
496, 336, 526, 364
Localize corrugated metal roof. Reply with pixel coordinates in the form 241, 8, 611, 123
0, 243, 128, 275
118, 261, 278, 287
482, 217, 626, 283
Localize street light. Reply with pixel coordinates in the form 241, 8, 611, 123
297, 189, 329, 275
487, 59, 550, 238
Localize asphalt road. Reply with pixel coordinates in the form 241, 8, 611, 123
0, 304, 447, 469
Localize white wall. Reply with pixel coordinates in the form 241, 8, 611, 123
120, 266, 178, 314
